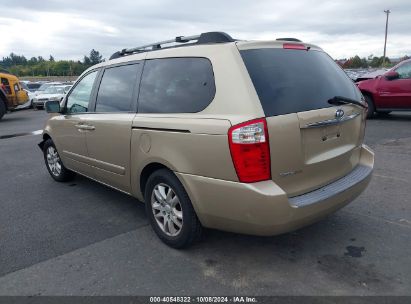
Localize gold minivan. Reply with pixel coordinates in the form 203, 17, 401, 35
40, 32, 374, 248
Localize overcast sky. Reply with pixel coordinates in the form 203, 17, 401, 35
1, 0, 410, 61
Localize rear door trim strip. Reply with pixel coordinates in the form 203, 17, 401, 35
302, 112, 360, 129
132, 126, 190, 133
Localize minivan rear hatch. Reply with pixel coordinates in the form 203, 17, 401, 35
239, 43, 366, 196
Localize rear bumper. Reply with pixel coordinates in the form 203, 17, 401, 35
176, 144, 374, 236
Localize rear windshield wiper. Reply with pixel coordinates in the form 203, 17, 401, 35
328, 96, 367, 109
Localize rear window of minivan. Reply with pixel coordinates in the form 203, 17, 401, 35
241, 48, 362, 117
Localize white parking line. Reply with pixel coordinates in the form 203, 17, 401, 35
0, 130, 43, 140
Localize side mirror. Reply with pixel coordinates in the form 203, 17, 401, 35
385, 71, 399, 80
45, 100, 61, 113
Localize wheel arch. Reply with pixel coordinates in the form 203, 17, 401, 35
360, 90, 377, 107
139, 162, 173, 200
42, 133, 52, 140
360, 89, 374, 100
38, 132, 52, 151
361, 90, 376, 118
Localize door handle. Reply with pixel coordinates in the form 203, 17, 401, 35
74, 124, 95, 131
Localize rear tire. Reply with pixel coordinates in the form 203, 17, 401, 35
0, 100, 6, 119
144, 169, 202, 248
364, 95, 375, 119
43, 139, 76, 182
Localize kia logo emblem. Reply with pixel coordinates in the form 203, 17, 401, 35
335, 109, 344, 119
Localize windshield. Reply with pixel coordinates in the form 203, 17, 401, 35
240, 48, 362, 117
44, 86, 64, 94
37, 83, 52, 91
27, 83, 41, 91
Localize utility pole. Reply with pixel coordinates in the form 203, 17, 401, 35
383, 9, 390, 65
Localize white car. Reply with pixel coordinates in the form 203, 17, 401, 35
33, 85, 72, 109
33, 82, 63, 97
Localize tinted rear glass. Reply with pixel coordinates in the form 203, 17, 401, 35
138, 57, 215, 113
241, 48, 361, 117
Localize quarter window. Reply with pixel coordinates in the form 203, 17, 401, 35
95, 63, 141, 112
138, 58, 215, 113
65, 70, 98, 114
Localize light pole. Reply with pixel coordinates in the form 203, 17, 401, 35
383, 9, 390, 65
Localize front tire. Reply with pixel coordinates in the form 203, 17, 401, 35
145, 169, 202, 248
0, 100, 6, 119
364, 95, 375, 119
43, 139, 75, 182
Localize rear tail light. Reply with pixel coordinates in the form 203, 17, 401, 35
228, 118, 271, 183
283, 43, 307, 50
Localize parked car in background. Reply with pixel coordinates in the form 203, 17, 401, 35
0, 71, 29, 119
344, 69, 388, 83
33, 82, 63, 97
357, 59, 411, 118
26, 82, 42, 92
33, 85, 71, 109
40, 32, 374, 248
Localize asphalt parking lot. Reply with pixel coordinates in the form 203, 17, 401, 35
0, 109, 410, 296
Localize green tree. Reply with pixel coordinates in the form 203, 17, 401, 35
28, 57, 38, 65
83, 55, 91, 65
0, 52, 91, 77
89, 49, 103, 65
346, 55, 368, 68
369, 56, 391, 68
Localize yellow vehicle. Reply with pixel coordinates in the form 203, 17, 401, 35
0, 71, 29, 119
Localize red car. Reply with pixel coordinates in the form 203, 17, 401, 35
357, 59, 411, 118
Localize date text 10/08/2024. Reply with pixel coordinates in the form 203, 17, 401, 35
149, 296, 257, 303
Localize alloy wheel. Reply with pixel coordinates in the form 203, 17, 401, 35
46, 146, 62, 176
151, 183, 183, 237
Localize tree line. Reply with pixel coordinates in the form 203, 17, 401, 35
0, 49, 104, 77
2, 50, 410, 76
338, 54, 410, 69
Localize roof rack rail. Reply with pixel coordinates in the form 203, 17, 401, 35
110, 32, 234, 60
276, 38, 302, 42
